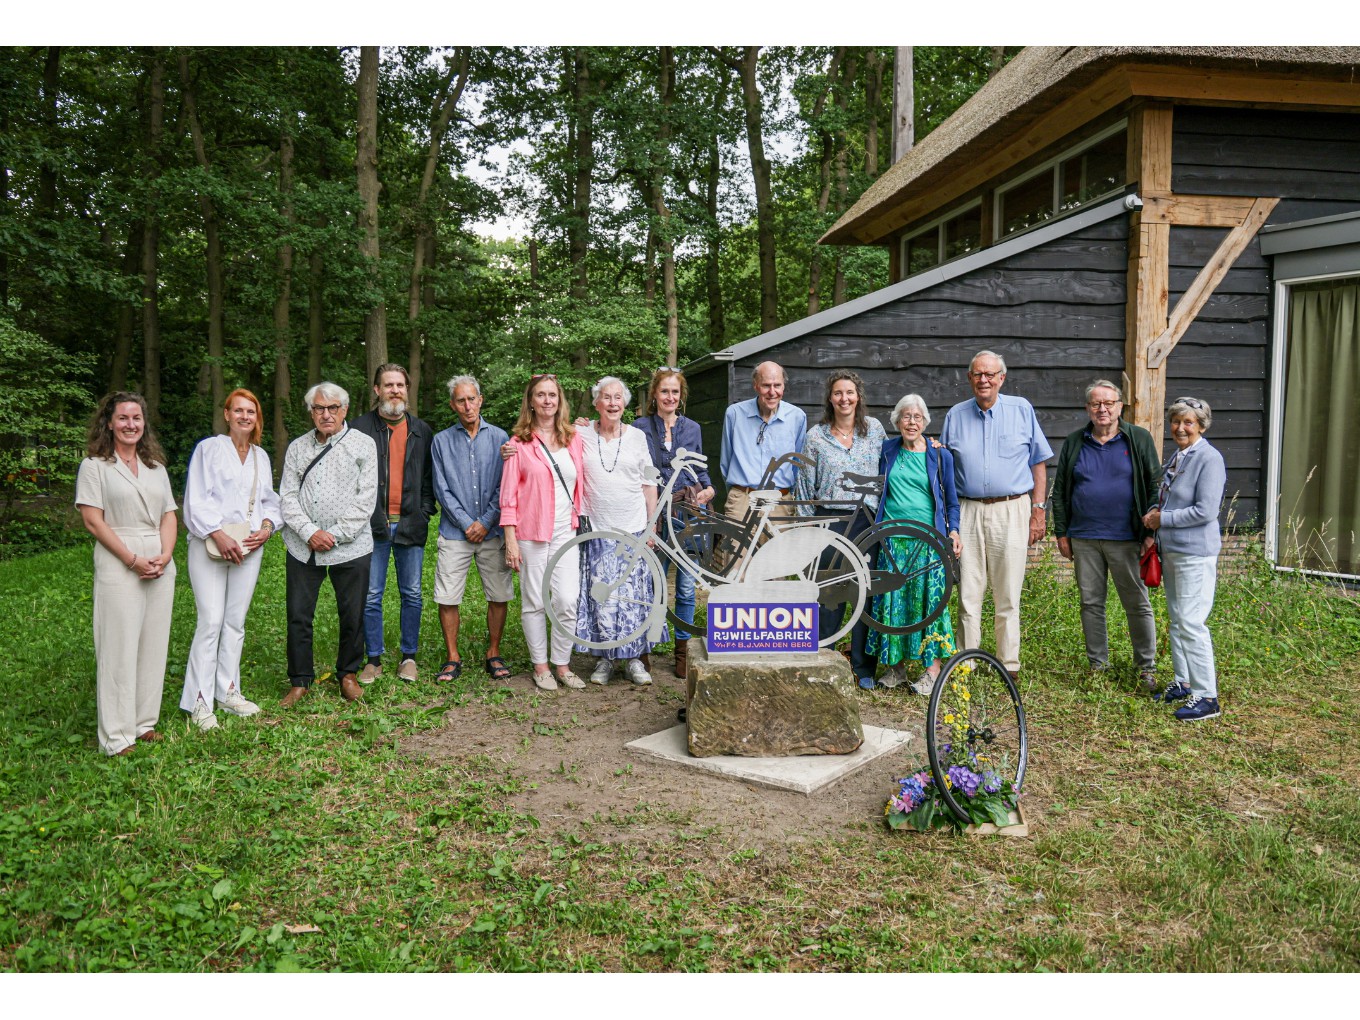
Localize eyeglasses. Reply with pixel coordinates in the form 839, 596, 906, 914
1087, 401, 1121, 411
310, 404, 343, 416
756, 420, 769, 446
1174, 396, 1206, 409
900, 414, 926, 424
969, 371, 1003, 381
655, 365, 680, 374
530, 373, 557, 383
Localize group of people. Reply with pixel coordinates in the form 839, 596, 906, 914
729, 353, 1225, 722
74, 352, 1227, 755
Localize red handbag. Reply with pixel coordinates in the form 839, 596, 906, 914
1140, 543, 1162, 588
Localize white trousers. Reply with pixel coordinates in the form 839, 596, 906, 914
1163, 551, 1219, 699
518, 523, 579, 666
180, 537, 265, 711
959, 496, 1030, 673
93, 530, 176, 755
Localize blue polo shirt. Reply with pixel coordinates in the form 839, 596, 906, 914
1067, 430, 1137, 541
939, 393, 1053, 499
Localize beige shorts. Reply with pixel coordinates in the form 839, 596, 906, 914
434, 534, 514, 605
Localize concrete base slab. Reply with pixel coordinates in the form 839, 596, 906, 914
625, 723, 912, 795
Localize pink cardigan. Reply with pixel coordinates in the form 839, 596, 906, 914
499, 431, 585, 542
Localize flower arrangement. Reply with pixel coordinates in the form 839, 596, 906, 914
884, 664, 1021, 832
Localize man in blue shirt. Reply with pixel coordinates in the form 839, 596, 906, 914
940, 351, 1053, 678
1050, 380, 1160, 688
719, 361, 807, 529
430, 375, 513, 684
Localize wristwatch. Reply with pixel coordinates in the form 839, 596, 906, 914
1032, 502, 1047, 510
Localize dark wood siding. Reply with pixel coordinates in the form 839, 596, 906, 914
1170, 106, 1360, 526
732, 216, 1131, 491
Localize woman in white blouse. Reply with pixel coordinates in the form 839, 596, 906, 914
180, 389, 283, 730
576, 377, 662, 687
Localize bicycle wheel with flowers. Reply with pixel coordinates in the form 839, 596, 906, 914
925, 649, 1027, 825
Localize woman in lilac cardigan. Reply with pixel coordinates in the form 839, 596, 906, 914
1143, 397, 1227, 722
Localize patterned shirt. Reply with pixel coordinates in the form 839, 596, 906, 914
279, 424, 378, 565
793, 419, 886, 514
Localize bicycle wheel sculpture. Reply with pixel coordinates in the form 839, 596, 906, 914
854, 518, 957, 635
543, 529, 668, 652
925, 649, 1028, 824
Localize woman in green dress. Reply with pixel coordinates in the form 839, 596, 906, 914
866, 394, 961, 695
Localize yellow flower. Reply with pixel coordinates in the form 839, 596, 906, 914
944, 713, 955, 724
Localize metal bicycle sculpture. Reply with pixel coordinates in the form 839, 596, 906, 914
542, 446, 1026, 824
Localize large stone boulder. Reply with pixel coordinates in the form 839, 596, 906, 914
684, 640, 863, 757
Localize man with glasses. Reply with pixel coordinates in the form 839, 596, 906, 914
351, 363, 436, 686
278, 382, 379, 707
1050, 380, 1161, 688
940, 351, 1053, 677
719, 361, 807, 529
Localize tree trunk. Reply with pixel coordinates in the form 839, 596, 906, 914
989, 46, 1007, 79
272, 125, 296, 471
807, 48, 844, 317
356, 46, 386, 381
705, 63, 730, 350
38, 47, 60, 219
655, 46, 678, 362
109, 221, 142, 391
729, 46, 778, 333
308, 247, 324, 387
178, 53, 226, 431
891, 46, 914, 164
407, 47, 470, 415
420, 233, 438, 413
864, 47, 884, 177
568, 47, 593, 306
832, 52, 857, 307
141, 51, 165, 423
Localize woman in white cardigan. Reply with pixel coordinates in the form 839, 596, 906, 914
180, 389, 283, 730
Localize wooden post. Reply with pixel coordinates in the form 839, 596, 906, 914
1125, 102, 1172, 452
891, 46, 914, 164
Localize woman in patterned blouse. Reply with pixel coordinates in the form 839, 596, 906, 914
792, 370, 885, 686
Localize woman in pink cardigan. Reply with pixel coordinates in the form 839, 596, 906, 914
501, 374, 587, 691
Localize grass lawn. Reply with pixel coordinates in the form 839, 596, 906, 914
1, 530, 1358, 972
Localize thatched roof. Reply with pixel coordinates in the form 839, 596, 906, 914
822, 46, 1360, 246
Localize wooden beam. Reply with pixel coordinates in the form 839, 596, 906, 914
1123, 66, 1360, 110
1126, 102, 1173, 452
1146, 196, 1281, 369
1139, 192, 1259, 227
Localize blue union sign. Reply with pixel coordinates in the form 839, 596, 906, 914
707, 602, 820, 654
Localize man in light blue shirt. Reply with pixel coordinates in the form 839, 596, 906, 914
431, 375, 513, 684
939, 351, 1054, 677
719, 361, 807, 529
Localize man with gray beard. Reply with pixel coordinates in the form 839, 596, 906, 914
351, 363, 436, 685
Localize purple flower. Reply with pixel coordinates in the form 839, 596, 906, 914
947, 765, 981, 798
982, 770, 1002, 794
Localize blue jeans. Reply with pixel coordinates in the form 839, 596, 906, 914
666, 559, 698, 641
364, 523, 425, 659
1162, 550, 1218, 699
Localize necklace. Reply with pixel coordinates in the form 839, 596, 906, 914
595, 422, 623, 473
830, 422, 854, 446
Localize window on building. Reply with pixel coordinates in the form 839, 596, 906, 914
901, 202, 982, 279
995, 123, 1127, 240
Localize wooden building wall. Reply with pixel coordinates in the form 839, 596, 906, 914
1167, 106, 1360, 527
688, 106, 1360, 524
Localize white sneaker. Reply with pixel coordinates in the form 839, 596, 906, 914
626, 658, 653, 686
910, 671, 939, 697
218, 691, 260, 717
590, 659, 615, 686
190, 700, 219, 731
358, 662, 382, 685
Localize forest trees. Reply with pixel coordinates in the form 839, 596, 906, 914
0, 44, 1010, 515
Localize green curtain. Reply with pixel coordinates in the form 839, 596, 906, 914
1279, 277, 1360, 576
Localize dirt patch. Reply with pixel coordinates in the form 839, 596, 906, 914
400, 652, 938, 848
